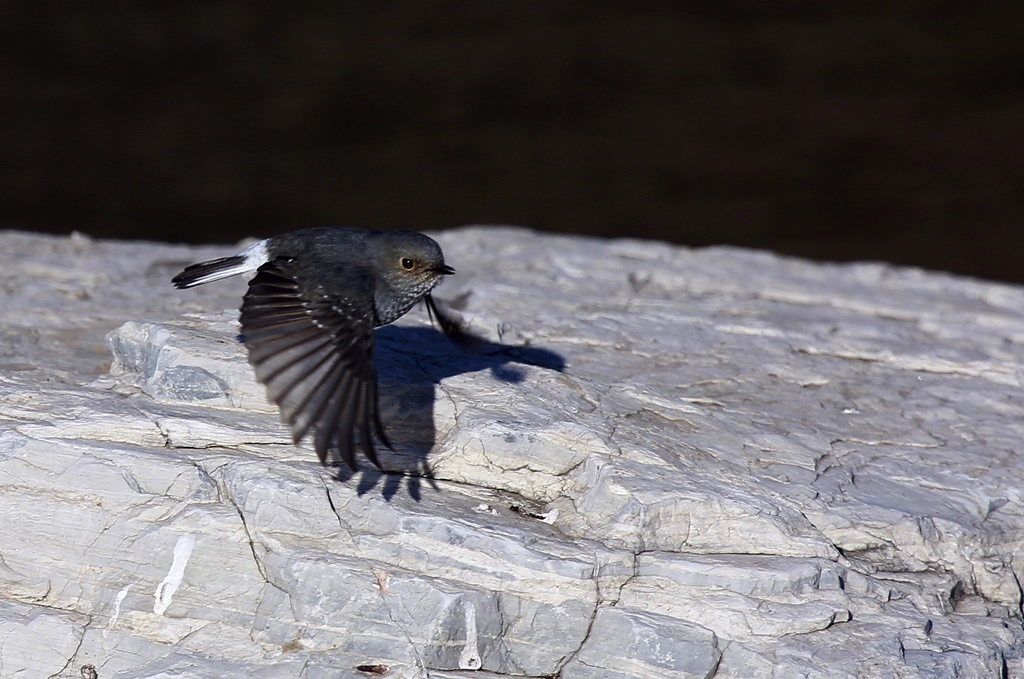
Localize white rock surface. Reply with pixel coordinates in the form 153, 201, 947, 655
1, 227, 1023, 678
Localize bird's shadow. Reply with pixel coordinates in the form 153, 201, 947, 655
331, 325, 566, 502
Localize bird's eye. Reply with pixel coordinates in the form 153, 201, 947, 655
400, 257, 415, 270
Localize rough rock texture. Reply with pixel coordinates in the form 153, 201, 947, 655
1, 227, 1023, 678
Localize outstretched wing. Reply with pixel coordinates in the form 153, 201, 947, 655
239, 257, 390, 469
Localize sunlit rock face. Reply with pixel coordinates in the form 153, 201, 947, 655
1, 227, 1022, 678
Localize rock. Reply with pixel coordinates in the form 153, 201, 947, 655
561, 607, 721, 679
0, 227, 1023, 677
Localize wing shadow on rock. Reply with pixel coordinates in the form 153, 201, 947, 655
330, 324, 566, 502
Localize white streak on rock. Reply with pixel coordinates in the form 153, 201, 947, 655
104, 584, 132, 638
153, 535, 197, 616
458, 603, 482, 670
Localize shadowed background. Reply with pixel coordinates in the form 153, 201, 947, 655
3, 2, 1022, 281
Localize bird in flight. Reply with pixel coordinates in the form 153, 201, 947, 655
172, 227, 475, 471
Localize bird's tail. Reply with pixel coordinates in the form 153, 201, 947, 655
172, 240, 269, 289
172, 255, 252, 289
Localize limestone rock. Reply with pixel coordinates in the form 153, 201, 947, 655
0, 227, 1022, 677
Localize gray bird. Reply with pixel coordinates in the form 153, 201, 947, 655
172, 227, 470, 470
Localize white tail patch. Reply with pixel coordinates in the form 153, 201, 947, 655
181, 240, 270, 287
239, 239, 271, 269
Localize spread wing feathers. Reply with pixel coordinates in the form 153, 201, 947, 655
239, 258, 390, 470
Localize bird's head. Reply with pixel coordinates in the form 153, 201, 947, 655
375, 231, 454, 298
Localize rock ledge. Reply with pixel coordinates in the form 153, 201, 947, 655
1, 227, 1022, 678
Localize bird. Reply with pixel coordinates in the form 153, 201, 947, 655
171, 227, 472, 471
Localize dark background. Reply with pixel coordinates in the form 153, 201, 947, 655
3, 3, 1023, 282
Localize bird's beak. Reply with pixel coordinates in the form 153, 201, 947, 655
436, 264, 456, 276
